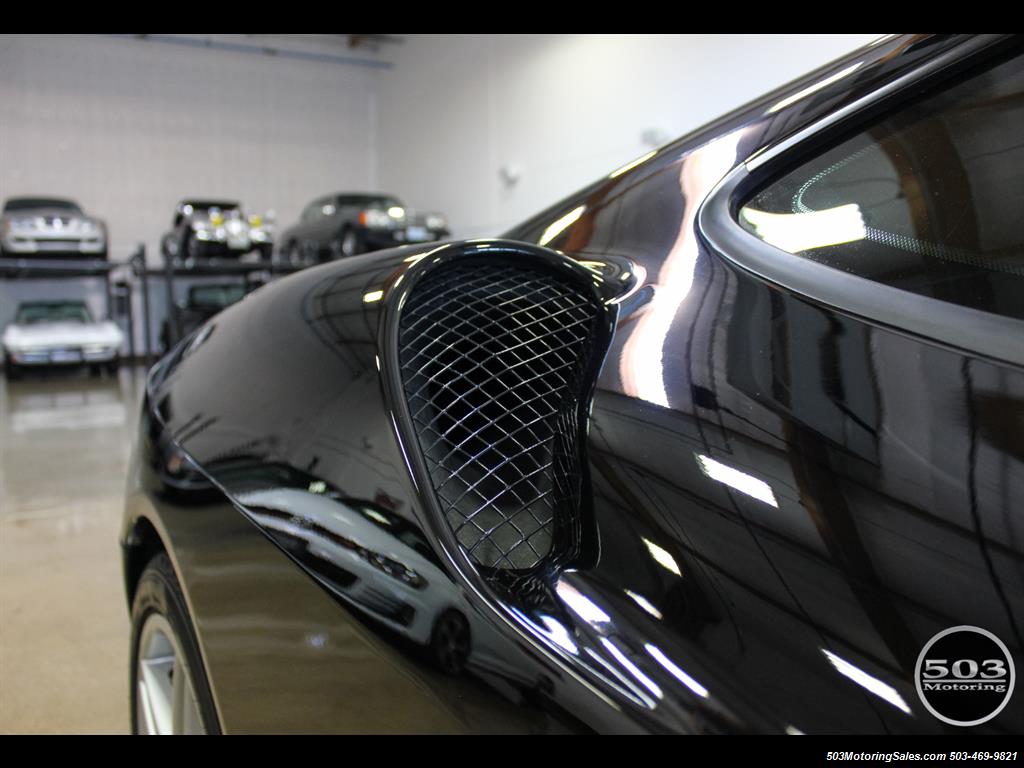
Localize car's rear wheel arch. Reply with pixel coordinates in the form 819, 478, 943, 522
124, 515, 168, 607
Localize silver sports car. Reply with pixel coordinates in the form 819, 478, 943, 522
0, 197, 108, 260
2, 300, 123, 378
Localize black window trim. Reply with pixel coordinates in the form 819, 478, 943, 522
697, 33, 1024, 369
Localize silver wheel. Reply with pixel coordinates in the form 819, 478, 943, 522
135, 613, 206, 735
341, 229, 358, 257
287, 243, 306, 267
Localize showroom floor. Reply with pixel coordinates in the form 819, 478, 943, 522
0, 366, 145, 734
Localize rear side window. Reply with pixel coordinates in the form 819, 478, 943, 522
739, 49, 1024, 320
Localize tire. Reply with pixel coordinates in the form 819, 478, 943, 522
3, 361, 21, 380
106, 357, 120, 376
430, 609, 471, 675
285, 242, 306, 268
130, 553, 220, 735
183, 231, 206, 263
339, 228, 362, 258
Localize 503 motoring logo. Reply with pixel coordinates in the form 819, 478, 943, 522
915, 625, 1016, 727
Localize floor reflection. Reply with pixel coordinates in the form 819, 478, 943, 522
0, 363, 149, 734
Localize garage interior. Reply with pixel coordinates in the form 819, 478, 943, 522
0, 33, 880, 734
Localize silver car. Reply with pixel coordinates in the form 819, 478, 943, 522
0, 197, 108, 260
161, 199, 275, 264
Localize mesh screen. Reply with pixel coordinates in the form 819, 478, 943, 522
398, 259, 600, 571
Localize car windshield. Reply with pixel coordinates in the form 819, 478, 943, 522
189, 285, 247, 308
15, 302, 93, 325
3, 198, 82, 213
182, 201, 241, 213
337, 195, 403, 209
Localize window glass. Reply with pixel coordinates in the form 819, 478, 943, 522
739, 49, 1024, 320
16, 301, 92, 324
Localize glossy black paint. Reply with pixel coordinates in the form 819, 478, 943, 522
122, 34, 1022, 733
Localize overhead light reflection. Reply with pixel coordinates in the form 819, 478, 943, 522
822, 649, 911, 714
600, 638, 663, 699
644, 643, 709, 698
538, 205, 586, 246
740, 204, 866, 253
539, 615, 578, 654
643, 538, 681, 577
696, 453, 778, 508
609, 150, 657, 179
625, 590, 663, 620
766, 62, 864, 114
556, 580, 611, 626
618, 130, 744, 406
362, 289, 384, 303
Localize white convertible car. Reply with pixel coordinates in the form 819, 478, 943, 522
2, 300, 123, 378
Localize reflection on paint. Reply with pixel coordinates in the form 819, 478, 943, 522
556, 579, 611, 626
600, 637, 663, 699
625, 589, 663, 620
644, 643, 709, 698
538, 205, 586, 247
619, 130, 745, 406
765, 62, 864, 114
696, 453, 778, 508
643, 538, 682, 577
822, 649, 911, 714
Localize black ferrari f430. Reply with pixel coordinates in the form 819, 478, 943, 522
122, 34, 1023, 734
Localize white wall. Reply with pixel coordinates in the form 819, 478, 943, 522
0, 34, 382, 263
377, 34, 882, 238
0, 34, 885, 256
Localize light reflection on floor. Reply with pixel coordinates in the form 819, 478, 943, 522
0, 365, 149, 734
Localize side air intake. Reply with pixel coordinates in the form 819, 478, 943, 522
398, 257, 604, 574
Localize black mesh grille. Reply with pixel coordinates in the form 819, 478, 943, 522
398, 259, 601, 572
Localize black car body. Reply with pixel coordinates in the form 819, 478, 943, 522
0, 197, 108, 260
158, 282, 256, 355
122, 35, 1023, 734
277, 193, 449, 265
160, 199, 274, 265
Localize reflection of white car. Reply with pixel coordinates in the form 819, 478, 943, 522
2, 300, 123, 378
240, 487, 525, 678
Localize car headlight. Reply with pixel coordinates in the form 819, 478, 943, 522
10, 217, 37, 231
359, 209, 393, 229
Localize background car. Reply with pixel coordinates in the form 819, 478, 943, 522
2, 300, 122, 378
158, 281, 259, 355
160, 200, 274, 265
277, 193, 448, 266
122, 35, 1023, 735
0, 197, 108, 260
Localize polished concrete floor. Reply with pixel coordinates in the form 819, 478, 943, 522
0, 366, 147, 734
